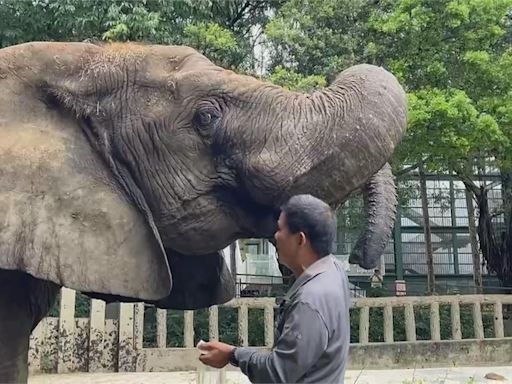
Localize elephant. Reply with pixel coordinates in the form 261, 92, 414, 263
0, 41, 407, 382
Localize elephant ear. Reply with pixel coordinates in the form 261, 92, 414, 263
0, 42, 171, 301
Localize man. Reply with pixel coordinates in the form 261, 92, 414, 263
199, 194, 351, 383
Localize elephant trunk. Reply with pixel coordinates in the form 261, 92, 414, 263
242, 64, 406, 269
348, 163, 398, 269
284, 64, 406, 202
244, 64, 406, 206
304, 65, 405, 269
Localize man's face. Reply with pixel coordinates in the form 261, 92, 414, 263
274, 212, 299, 268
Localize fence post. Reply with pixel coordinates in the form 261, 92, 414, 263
133, 303, 145, 351
57, 288, 76, 373
359, 307, 369, 344
184, 311, 194, 348
264, 303, 274, 347
209, 306, 219, 341
118, 303, 135, 372
88, 299, 106, 372
451, 300, 462, 340
156, 309, 167, 348
404, 303, 416, 342
29, 318, 48, 373
472, 302, 484, 340
238, 304, 249, 347
383, 305, 394, 343
494, 301, 504, 338
430, 302, 441, 341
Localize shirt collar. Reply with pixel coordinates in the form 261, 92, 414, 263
283, 255, 335, 301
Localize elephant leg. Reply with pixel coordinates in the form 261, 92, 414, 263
0, 269, 59, 383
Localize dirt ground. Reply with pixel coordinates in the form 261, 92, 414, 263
29, 365, 512, 383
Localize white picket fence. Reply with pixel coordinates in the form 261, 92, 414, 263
28, 289, 512, 374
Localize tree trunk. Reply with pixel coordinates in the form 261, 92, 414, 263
460, 168, 512, 288
503, 170, 512, 248
465, 188, 483, 292
501, 171, 512, 321
419, 165, 435, 293
501, 168, 511, 209
501, 170, 512, 286
475, 185, 512, 286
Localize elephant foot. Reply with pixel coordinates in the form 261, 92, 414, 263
0, 269, 59, 383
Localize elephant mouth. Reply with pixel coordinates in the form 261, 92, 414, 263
213, 184, 280, 240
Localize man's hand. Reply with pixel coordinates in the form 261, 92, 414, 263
198, 341, 236, 369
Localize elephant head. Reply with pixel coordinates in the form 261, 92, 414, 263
0, 42, 406, 309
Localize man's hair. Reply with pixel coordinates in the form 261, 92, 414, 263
280, 194, 337, 258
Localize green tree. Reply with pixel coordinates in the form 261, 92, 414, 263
265, 0, 383, 80
369, 0, 512, 285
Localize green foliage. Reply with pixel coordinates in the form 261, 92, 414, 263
369, 0, 512, 175
268, 66, 326, 92
101, 2, 161, 42
366, 0, 512, 285
395, 89, 506, 172
369, 0, 512, 89
182, 22, 244, 69
265, 0, 378, 80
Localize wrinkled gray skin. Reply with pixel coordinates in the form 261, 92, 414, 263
0, 42, 406, 382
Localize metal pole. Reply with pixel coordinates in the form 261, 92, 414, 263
230, 241, 237, 280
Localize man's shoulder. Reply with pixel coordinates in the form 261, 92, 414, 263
298, 263, 349, 304
300, 274, 347, 297
310, 256, 348, 285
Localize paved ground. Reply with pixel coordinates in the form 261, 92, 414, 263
29, 366, 512, 383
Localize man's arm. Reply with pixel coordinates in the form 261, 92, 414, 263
235, 301, 328, 383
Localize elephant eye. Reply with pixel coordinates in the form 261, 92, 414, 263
194, 106, 221, 133
198, 111, 213, 125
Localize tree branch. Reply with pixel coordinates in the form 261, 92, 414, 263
228, 0, 252, 31
491, 209, 505, 219
460, 175, 481, 198
483, 179, 502, 192
396, 156, 431, 177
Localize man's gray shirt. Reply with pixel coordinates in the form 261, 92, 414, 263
234, 255, 351, 383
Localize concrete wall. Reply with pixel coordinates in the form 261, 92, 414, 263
133, 339, 512, 372
348, 339, 512, 369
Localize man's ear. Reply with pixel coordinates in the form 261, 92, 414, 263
298, 232, 307, 246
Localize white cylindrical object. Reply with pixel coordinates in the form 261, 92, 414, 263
196, 340, 225, 384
